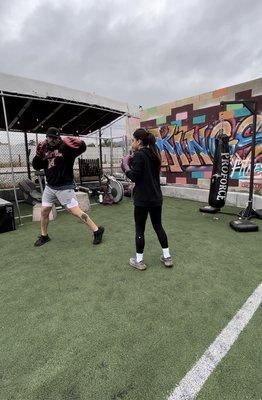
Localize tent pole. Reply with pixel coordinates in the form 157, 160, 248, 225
24, 131, 31, 180
1, 91, 22, 225
99, 128, 103, 174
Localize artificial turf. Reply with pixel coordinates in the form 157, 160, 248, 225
0, 198, 261, 400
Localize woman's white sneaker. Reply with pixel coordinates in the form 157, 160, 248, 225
129, 257, 147, 270
160, 255, 173, 267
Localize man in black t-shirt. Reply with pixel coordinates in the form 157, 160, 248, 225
32, 127, 104, 247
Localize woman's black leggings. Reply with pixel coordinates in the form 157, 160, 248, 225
134, 205, 168, 253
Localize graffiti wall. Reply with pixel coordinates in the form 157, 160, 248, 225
139, 80, 262, 193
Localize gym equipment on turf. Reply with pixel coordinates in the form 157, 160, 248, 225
78, 158, 102, 189
109, 176, 124, 203
199, 117, 230, 213
229, 218, 258, 232
77, 175, 124, 205
221, 100, 262, 231
208, 134, 230, 208
199, 205, 221, 214
102, 175, 124, 204
200, 100, 262, 232
18, 178, 42, 205
0, 198, 15, 233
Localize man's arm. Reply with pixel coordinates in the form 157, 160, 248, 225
32, 141, 48, 170
59, 137, 87, 158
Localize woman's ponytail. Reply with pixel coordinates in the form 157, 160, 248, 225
147, 132, 161, 169
133, 128, 162, 169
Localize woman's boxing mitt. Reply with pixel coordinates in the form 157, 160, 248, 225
121, 154, 133, 173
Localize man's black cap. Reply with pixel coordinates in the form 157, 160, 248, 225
46, 127, 60, 138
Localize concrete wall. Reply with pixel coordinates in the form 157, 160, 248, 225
161, 185, 262, 209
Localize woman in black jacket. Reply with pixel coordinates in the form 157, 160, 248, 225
122, 128, 173, 270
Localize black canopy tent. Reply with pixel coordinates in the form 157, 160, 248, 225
0, 72, 130, 134
0, 72, 135, 224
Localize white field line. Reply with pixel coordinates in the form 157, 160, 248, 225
167, 283, 262, 400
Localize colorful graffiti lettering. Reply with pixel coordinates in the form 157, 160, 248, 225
155, 115, 262, 176
231, 155, 262, 179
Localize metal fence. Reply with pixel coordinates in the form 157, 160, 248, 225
0, 130, 33, 188
0, 130, 128, 190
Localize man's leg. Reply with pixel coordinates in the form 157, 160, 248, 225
58, 189, 104, 244
58, 190, 97, 230
68, 205, 104, 245
34, 207, 52, 247
68, 205, 98, 231
34, 185, 55, 247
41, 206, 52, 236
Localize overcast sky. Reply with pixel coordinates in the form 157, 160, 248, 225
0, 0, 262, 108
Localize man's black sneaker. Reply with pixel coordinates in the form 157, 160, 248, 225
93, 226, 104, 245
34, 235, 51, 247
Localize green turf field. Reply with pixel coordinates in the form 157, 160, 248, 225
1, 198, 261, 400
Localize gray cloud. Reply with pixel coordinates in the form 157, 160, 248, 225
0, 0, 261, 108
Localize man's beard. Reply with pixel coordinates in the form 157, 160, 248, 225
47, 139, 62, 149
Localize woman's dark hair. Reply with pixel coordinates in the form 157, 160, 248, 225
133, 128, 161, 168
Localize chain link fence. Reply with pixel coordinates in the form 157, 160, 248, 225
0, 130, 34, 189
0, 129, 128, 192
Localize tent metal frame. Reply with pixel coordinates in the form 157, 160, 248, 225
0, 74, 137, 227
